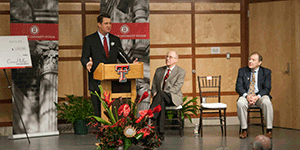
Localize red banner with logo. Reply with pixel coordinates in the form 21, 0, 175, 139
10, 23, 59, 41
110, 23, 149, 39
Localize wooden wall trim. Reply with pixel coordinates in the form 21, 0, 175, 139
150, 43, 241, 48
59, 46, 82, 49
241, 0, 249, 67
150, 0, 241, 3
191, 2, 197, 99
150, 54, 240, 59
184, 91, 238, 97
58, 57, 81, 61
0, 99, 11, 104
0, 122, 12, 127
0, 11, 9, 15
250, 0, 287, 3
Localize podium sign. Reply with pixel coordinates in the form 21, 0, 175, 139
0, 36, 32, 69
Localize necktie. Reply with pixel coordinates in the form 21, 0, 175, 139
103, 37, 109, 58
248, 71, 256, 95
162, 69, 170, 90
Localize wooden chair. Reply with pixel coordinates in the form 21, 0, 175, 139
164, 105, 183, 137
239, 105, 265, 134
197, 75, 227, 137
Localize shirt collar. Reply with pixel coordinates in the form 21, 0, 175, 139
167, 65, 176, 71
97, 31, 109, 40
253, 67, 260, 73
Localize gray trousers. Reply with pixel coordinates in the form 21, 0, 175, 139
237, 95, 273, 129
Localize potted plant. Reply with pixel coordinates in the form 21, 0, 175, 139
167, 96, 199, 128
54, 95, 94, 135
89, 85, 162, 150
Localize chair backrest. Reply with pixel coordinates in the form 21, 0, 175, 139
197, 75, 221, 103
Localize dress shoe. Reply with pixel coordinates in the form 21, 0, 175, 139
265, 131, 273, 139
239, 131, 248, 139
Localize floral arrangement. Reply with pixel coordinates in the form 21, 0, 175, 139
89, 85, 162, 150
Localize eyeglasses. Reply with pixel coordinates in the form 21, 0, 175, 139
166, 55, 176, 59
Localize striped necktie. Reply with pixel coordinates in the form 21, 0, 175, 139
162, 69, 170, 90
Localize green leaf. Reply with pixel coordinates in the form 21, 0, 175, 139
91, 116, 112, 125
124, 137, 132, 150
186, 114, 193, 123
135, 133, 143, 140
182, 97, 198, 108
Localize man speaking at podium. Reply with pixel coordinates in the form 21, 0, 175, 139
81, 13, 138, 117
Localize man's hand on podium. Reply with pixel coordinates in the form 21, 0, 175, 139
133, 58, 138, 64
86, 57, 93, 72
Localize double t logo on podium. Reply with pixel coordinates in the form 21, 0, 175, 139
115, 65, 130, 83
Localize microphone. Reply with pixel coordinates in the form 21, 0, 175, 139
111, 42, 129, 64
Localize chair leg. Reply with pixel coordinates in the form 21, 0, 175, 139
178, 109, 182, 137
219, 110, 223, 136
199, 109, 203, 137
224, 109, 227, 137
260, 109, 264, 134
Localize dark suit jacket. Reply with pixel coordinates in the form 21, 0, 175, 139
81, 32, 130, 91
235, 66, 272, 98
151, 65, 186, 106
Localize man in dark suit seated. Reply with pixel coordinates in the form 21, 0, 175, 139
150, 51, 186, 140
81, 13, 137, 117
235, 52, 273, 139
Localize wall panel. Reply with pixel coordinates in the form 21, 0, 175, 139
85, 14, 99, 36
0, 16, 10, 36
86, 3, 101, 11
195, 3, 240, 11
196, 46, 240, 54
150, 3, 191, 10
150, 14, 191, 44
196, 58, 240, 92
59, 15, 82, 45
58, 61, 84, 97
59, 3, 81, 11
195, 14, 240, 43
150, 48, 192, 55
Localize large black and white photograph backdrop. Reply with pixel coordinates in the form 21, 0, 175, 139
10, 0, 59, 137
100, 0, 150, 113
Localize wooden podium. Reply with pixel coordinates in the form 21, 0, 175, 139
94, 62, 144, 120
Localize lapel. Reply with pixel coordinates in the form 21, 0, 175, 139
94, 32, 108, 59
246, 67, 252, 86
257, 67, 263, 88
168, 65, 178, 81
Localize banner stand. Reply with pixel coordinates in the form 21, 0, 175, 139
3, 69, 30, 143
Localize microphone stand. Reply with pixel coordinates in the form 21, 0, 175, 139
111, 44, 130, 64
3, 69, 30, 143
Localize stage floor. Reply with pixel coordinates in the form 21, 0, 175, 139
0, 125, 299, 150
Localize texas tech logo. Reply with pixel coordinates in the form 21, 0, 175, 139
115, 65, 130, 83
30, 25, 39, 35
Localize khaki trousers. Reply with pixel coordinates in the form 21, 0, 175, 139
237, 95, 273, 129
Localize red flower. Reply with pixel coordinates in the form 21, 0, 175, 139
137, 128, 151, 138
111, 118, 126, 128
118, 139, 123, 145
103, 91, 110, 103
107, 98, 115, 108
135, 105, 162, 123
138, 91, 149, 103
152, 105, 162, 113
118, 103, 130, 117
103, 91, 116, 107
